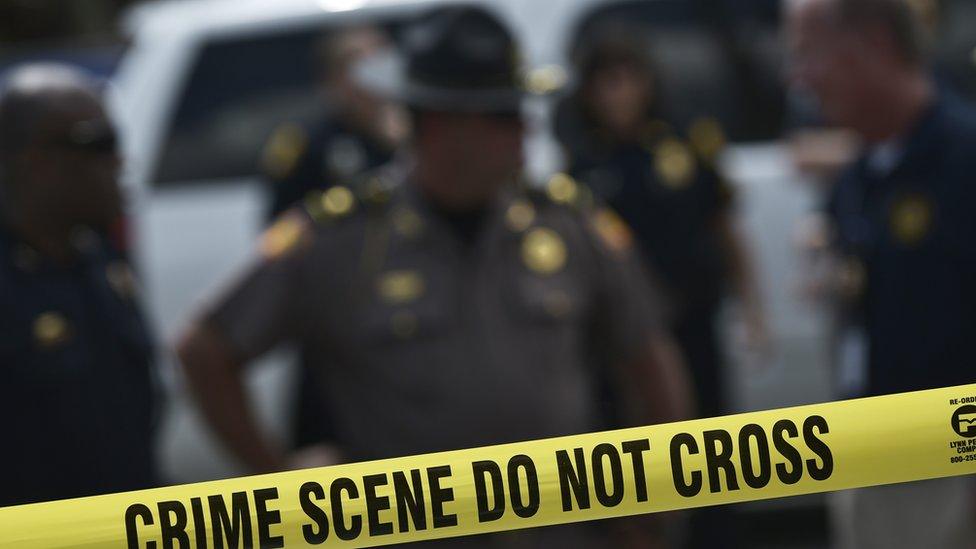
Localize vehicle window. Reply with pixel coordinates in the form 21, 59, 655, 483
152, 21, 401, 187
568, 0, 976, 142
566, 0, 785, 142
934, 0, 976, 100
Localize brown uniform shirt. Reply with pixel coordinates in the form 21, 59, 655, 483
205, 167, 662, 463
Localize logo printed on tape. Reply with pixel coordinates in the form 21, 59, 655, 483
952, 405, 976, 438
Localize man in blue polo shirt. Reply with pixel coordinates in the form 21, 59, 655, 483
789, 0, 976, 546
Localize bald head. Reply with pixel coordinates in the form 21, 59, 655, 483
0, 63, 122, 231
0, 63, 104, 162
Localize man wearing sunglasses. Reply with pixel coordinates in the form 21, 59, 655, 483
0, 64, 157, 507
179, 7, 690, 546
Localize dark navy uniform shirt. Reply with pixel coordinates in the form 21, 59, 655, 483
263, 114, 394, 219
0, 226, 157, 507
261, 115, 395, 447
828, 93, 976, 397
566, 122, 734, 319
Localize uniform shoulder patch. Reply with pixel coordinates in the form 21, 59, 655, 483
261, 123, 308, 180
259, 211, 313, 260
589, 207, 634, 256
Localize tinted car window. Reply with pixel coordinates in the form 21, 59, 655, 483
567, 0, 785, 142
153, 21, 401, 186
154, 27, 320, 185
568, 0, 976, 142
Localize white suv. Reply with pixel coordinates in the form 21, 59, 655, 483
111, 0, 817, 483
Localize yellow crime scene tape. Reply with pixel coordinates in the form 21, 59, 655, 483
4, 383, 976, 548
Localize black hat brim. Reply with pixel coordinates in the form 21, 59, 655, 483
354, 50, 535, 113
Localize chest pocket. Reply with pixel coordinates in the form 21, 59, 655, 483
882, 190, 938, 251
356, 268, 456, 346
503, 224, 587, 325
506, 272, 586, 326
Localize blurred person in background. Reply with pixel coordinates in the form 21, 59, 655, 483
557, 25, 767, 429
788, 0, 976, 546
0, 63, 158, 506
260, 24, 408, 464
262, 25, 408, 219
554, 28, 767, 549
178, 6, 691, 547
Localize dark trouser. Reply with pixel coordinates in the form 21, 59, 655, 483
293, 354, 336, 448
673, 307, 742, 549
674, 307, 725, 418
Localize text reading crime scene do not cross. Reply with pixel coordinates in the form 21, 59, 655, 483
125, 415, 832, 548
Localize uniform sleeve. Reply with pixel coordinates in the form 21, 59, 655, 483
583, 207, 669, 364
701, 163, 736, 215
261, 123, 316, 220
202, 211, 314, 361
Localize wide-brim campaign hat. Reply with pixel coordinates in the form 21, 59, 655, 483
355, 5, 566, 113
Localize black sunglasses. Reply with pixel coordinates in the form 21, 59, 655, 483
43, 120, 118, 154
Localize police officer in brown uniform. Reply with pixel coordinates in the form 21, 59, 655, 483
178, 6, 690, 547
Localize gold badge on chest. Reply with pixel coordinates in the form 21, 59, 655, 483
652, 138, 696, 189
33, 312, 72, 349
889, 193, 933, 246
521, 227, 567, 275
